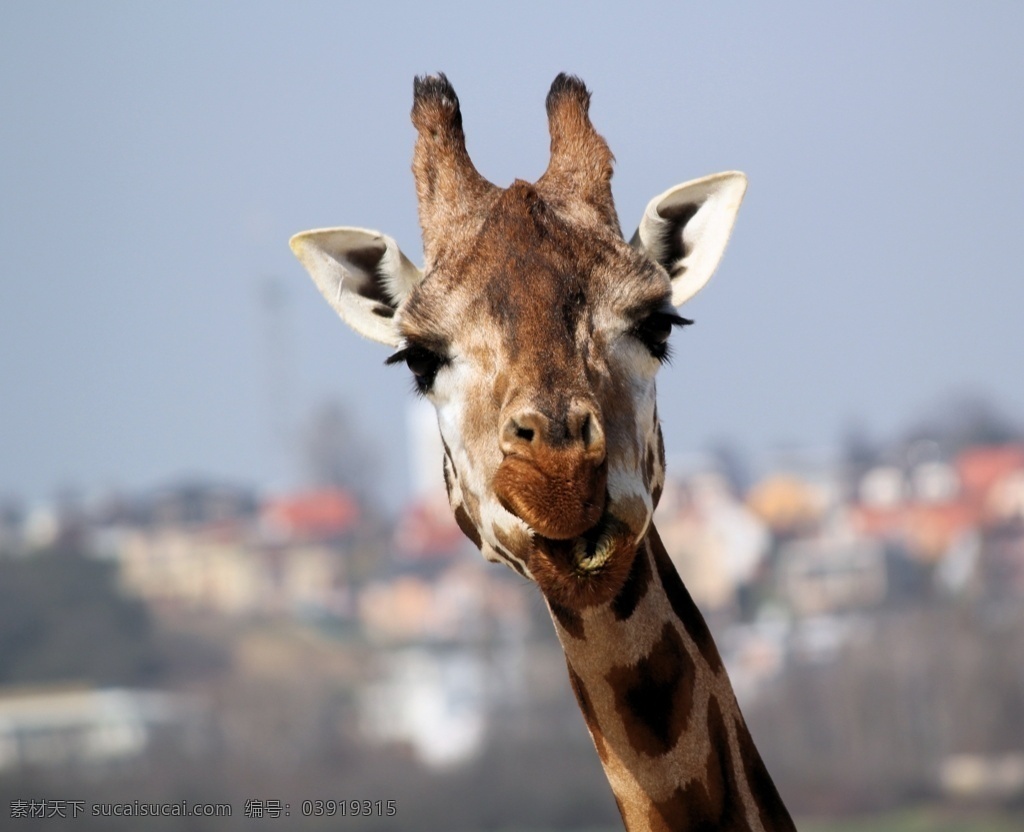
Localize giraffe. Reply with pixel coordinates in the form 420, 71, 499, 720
291, 74, 796, 831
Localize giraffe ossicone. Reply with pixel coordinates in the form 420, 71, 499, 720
291, 73, 795, 832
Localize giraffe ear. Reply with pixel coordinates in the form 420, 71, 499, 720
630, 172, 747, 306
289, 227, 423, 346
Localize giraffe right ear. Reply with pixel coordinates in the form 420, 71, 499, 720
289, 227, 423, 346
630, 172, 747, 307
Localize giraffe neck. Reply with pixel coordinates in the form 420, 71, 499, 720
545, 525, 795, 832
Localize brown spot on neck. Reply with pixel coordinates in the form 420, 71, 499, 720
605, 622, 696, 757
649, 697, 753, 832
547, 597, 585, 640
611, 537, 652, 621
735, 712, 796, 830
649, 526, 724, 676
567, 663, 610, 763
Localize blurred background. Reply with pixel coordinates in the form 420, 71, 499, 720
2, 3, 1023, 830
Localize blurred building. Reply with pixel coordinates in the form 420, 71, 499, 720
747, 473, 828, 537
849, 445, 1024, 599
117, 486, 359, 619
359, 647, 487, 767
0, 686, 205, 772
658, 472, 769, 611
393, 489, 466, 561
775, 528, 887, 616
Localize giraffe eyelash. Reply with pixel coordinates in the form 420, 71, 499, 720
386, 344, 450, 395
631, 311, 693, 363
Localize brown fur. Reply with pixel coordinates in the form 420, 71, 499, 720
538, 74, 620, 231
493, 449, 606, 540
411, 74, 498, 266
528, 518, 639, 610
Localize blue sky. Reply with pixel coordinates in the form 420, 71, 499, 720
2, 2, 1022, 508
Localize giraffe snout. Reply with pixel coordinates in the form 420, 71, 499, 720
494, 400, 608, 540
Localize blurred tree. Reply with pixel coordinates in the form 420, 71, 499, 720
0, 547, 161, 685
747, 603, 1024, 812
841, 418, 879, 501
904, 392, 1023, 455
709, 438, 752, 496
300, 401, 381, 500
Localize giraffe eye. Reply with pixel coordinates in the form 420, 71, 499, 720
386, 344, 448, 394
632, 311, 693, 363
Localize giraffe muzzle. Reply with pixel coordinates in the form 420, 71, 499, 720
493, 450, 608, 540
493, 400, 608, 540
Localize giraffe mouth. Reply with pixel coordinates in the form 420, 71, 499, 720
534, 511, 632, 575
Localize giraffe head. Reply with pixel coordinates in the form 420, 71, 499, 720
291, 74, 745, 610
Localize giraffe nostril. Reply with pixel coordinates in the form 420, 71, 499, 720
501, 405, 603, 459
570, 402, 606, 462
516, 424, 535, 443
501, 412, 545, 455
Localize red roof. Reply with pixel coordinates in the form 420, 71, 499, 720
394, 497, 465, 558
262, 488, 359, 541
852, 501, 977, 562
956, 445, 1024, 500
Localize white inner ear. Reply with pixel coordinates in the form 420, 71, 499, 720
630, 171, 747, 307
289, 227, 423, 346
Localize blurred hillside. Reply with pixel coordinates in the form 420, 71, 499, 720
1, 395, 1024, 829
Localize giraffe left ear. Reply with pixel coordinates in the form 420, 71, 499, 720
289, 227, 423, 346
630, 171, 747, 306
